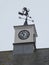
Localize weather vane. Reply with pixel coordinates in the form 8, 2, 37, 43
18, 7, 34, 25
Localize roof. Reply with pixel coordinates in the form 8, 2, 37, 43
0, 48, 49, 65
0, 50, 13, 65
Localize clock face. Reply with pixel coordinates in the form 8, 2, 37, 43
18, 30, 30, 40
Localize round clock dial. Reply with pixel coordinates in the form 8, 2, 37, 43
18, 30, 30, 40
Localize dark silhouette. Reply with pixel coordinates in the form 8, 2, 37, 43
18, 7, 34, 25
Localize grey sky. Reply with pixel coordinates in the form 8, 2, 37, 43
0, 0, 49, 51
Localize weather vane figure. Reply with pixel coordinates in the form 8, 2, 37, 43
18, 7, 34, 25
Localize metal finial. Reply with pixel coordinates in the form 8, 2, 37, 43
18, 7, 34, 25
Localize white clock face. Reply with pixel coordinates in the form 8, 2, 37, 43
18, 30, 30, 40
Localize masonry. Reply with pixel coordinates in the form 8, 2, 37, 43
0, 24, 49, 65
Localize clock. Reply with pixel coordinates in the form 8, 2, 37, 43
18, 30, 30, 40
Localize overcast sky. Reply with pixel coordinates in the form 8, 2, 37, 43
0, 0, 49, 51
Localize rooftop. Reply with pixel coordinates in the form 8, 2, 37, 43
0, 48, 49, 65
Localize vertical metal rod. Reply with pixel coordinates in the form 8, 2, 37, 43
24, 16, 28, 25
